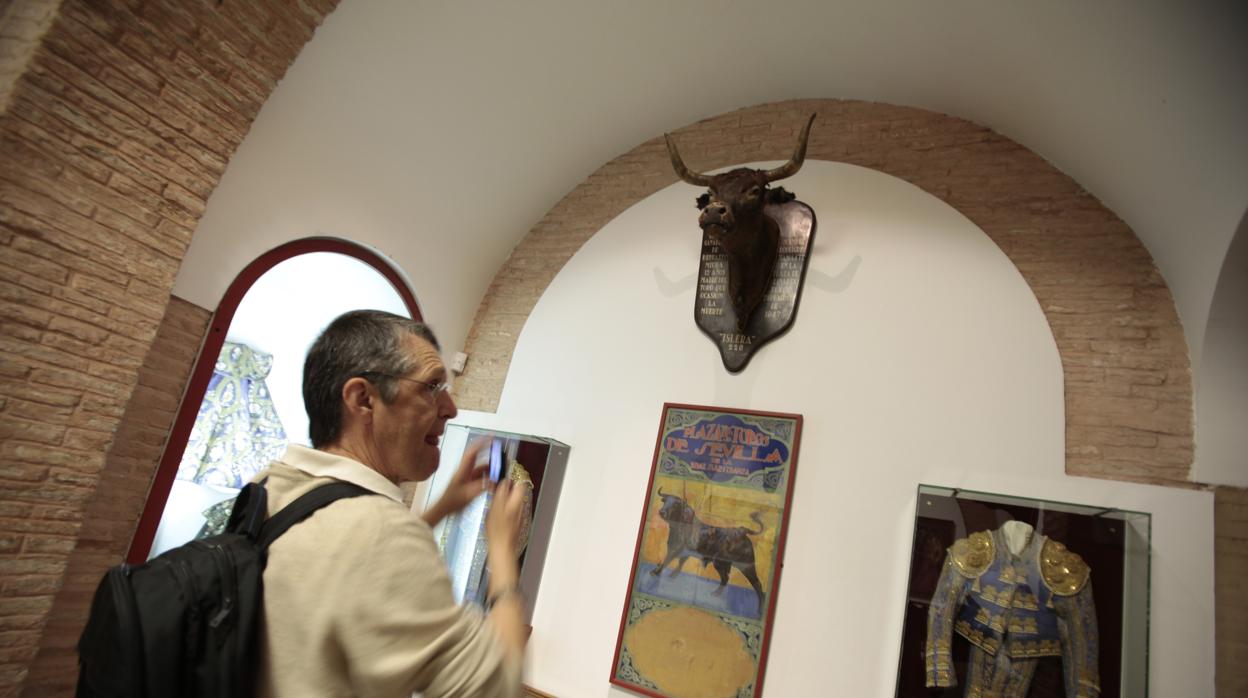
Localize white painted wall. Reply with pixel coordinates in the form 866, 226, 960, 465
1194, 216, 1248, 487
463, 162, 1214, 696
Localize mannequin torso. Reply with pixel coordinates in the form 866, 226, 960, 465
1001, 520, 1035, 556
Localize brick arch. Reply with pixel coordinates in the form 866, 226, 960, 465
457, 99, 1193, 486
0, 1, 340, 693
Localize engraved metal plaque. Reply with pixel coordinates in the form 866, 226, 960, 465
694, 201, 816, 372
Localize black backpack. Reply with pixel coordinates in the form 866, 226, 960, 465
76, 480, 374, 698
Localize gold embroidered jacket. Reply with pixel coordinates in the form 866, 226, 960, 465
924, 527, 1100, 697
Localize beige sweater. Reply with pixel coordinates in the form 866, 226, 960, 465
255, 445, 521, 698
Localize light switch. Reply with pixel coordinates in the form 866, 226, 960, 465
451, 351, 468, 374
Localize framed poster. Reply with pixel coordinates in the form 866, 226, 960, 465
610, 403, 802, 698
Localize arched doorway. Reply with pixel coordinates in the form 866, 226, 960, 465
127, 238, 421, 562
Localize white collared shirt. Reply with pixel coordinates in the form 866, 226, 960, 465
275, 443, 405, 502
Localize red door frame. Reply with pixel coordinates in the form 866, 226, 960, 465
126, 237, 422, 563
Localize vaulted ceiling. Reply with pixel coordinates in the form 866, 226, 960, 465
175, 0, 1247, 475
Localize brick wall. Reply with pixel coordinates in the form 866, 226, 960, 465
19, 297, 209, 695
0, 1, 337, 693
456, 100, 1194, 487
1216, 486, 1248, 698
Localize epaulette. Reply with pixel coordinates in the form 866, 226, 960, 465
950, 530, 993, 579
508, 460, 533, 488
509, 461, 535, 554
1040, 538, 1090, 596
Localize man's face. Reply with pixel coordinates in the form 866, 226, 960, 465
372, 334, 457, 483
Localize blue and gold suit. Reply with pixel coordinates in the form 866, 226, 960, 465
925, 526, 1100, 697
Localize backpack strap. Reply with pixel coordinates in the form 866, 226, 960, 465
257, 482, 376, 551
226, 479, 270, 540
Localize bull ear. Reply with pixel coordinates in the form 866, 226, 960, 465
767, 187, 796, 205
762, 113, 816, 183
695, 193, 711, 210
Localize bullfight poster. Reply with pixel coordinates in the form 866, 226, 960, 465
611, 403, 802, 698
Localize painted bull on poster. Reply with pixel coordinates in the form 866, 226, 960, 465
665, 113, 816, 330
651, 488, 767, 612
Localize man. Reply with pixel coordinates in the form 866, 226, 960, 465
254, 310, 527, 697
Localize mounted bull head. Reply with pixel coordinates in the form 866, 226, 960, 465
666, 114, 816, 330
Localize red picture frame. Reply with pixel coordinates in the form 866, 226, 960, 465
610, 403, 802, 698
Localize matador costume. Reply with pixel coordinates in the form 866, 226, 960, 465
925, 524, 1100, 698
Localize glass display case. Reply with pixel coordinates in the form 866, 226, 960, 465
422, 423, 569, 623
895, 485, 1150, 698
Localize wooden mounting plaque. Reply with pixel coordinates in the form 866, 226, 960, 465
693, 201, 816, 373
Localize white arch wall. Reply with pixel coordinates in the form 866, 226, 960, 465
1194, 212, 1248, 488
468, 162, 1212, 696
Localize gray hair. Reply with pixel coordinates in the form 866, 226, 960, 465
303, 309, 440, 448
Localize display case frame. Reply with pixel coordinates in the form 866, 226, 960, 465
422, 423, 569, 624
895, 485, 1151, 698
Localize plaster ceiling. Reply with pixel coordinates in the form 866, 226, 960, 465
175, 0, 1247, 473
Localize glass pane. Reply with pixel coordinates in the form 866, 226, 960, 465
897, 485, 1151, 697
427, 423, 568, 619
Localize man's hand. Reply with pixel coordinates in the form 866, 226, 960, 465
483, 478, 529, 658
421, 438, 490, 527
485, 478, 527, 561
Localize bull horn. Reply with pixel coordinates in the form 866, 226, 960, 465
762, 113, 817, 182
664, 133, 713, 187
657, 487, 667, 497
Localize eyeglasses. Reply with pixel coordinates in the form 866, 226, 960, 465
359, 371, 452, 397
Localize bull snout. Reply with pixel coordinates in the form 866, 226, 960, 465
698, 201, 733, 231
